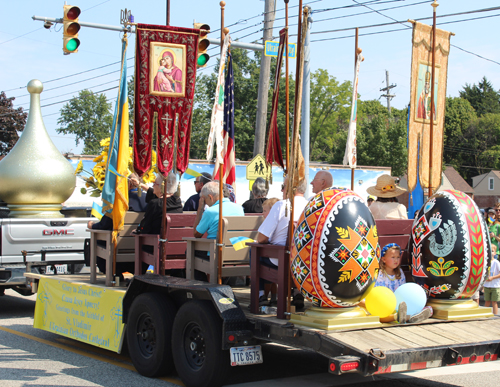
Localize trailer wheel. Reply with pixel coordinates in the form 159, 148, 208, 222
172, 300, 230, 387
126, 292, 176, 377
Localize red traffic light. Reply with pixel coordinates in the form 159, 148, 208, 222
65, 6, 81, 20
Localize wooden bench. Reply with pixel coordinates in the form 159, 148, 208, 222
183, 215, 264, 284
134, 213, 197, 274
248, 219, 415, 319
89, 211, 144, 286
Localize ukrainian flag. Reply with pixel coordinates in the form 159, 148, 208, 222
102, 37, 129, 243
230, 236, 255, 251
183, 167, 202, 180
91, 202, 103, 220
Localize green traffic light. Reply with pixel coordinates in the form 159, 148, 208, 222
66, 38, 80, 52
197, 54, 209, 66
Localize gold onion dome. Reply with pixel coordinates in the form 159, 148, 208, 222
0, 79, 76, 218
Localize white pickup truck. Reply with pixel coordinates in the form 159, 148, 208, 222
0, 217, 92, 296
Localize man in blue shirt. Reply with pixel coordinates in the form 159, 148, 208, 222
194, 181, 244, 238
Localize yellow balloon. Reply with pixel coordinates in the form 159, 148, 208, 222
365, 286, 397, 318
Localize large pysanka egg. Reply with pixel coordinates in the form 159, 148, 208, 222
409, 189, 491, 299
290, 189, 380, 308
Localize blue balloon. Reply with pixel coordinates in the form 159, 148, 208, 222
395, 283, 427, 315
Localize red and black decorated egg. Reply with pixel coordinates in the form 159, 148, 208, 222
410, 190, 491, 299
290, 189, 380, 308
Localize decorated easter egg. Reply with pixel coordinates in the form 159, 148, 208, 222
409, 189, 491, 299
290, 189, 380, 308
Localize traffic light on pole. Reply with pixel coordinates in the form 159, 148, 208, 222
194, 23, 210, 68
63, 5, 81, 54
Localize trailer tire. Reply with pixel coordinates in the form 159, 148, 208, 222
172, 300, 229, 387
126, 292, 176, 377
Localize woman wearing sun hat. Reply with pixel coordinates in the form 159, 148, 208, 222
367, 174, 408, 220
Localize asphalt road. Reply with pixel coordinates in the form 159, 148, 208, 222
1, 288, 499, 387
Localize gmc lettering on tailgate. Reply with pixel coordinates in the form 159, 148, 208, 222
42, 229, 75, 236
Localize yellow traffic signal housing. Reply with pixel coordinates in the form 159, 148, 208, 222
63, 5, 81, 54
194, 23, 210, 68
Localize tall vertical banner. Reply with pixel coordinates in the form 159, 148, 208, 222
133, 25, 199, 177
207, 34, 231, 163
343, 53, 362, 168
408, 22, 452, 192
265, 28, 286, 170
102, 37, 129, 241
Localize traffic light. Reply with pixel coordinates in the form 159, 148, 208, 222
194, 23, 210, 68
63, 5, 81, 54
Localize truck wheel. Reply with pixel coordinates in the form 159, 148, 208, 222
172, 300, 230, 387
126, 292, 176, 377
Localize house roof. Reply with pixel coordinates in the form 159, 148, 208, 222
492, 170, 500, 181
443, 166, 474, 194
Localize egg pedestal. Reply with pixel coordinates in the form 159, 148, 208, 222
289, 189, 381, 330
410, 190, 493, 320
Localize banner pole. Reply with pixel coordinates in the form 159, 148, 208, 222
285, 0, 290, 174
428, 0, 438, 198
217, 1, 226, 285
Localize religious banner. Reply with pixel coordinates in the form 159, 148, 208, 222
206, 34, 231, 162
343, 52, 362, 169
265, 28, 286, 170
133, 24, 199, 177
408, 21, 452, 192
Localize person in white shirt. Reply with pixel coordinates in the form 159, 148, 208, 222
255, 177, 308, 308
484, 256, 500, 315
367, 174, 408, 220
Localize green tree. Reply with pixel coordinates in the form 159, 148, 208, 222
443, 97, 477, 173
309, 69, 351, 162
0, 91, 27, 155
355, 104, 408, 176
57, 90, 113, 154
459, 76, 500, 116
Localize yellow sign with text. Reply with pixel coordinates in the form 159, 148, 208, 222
33, 277, 126, 353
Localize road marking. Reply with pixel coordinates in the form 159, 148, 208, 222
0, 325, 184, 386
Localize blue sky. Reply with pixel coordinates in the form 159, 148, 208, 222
2, 0, 500, 155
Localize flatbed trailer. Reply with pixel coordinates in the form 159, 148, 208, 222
25, 272, 500, 387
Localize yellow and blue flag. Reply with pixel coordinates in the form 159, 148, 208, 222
102, 37, 129, 243
230, 236, 255, 251
183, 167, 202, 180
91, 202, 103, 220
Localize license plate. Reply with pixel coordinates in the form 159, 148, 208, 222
45, 264, 68, 274
230, 345, 263, 366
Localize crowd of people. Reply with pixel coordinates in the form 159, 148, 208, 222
88, 169, 500, 317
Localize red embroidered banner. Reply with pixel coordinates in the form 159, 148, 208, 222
133, 24, 199, 177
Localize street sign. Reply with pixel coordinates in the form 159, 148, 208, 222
246, 154, 271, 181
264, 41, 296, 58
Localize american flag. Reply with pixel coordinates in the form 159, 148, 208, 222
214, 52, 236, 186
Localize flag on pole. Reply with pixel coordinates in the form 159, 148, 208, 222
102, 37, 130, 243
343, 53, 362, 168
207, 34, 231, 162
91, 202, 103, 220
265, 28, 285, 170
213, 52, 236, 186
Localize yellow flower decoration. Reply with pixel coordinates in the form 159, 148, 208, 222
74, 160, 83, 175
100, 138, 110, 147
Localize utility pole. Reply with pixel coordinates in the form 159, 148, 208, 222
253, 0, 275, 157
380, 70, 396, 115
